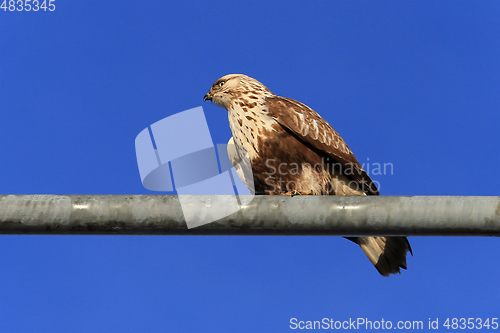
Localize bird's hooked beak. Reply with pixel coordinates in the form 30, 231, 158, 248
203, 92, 212, 102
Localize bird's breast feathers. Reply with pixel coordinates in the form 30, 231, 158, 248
227, 102, 277, 161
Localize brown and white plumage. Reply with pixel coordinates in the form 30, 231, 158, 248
204, 74, 412, 276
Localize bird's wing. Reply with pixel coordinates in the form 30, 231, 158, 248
264, 96, 379, 195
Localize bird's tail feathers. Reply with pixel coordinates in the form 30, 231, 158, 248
346, 236, 412, 276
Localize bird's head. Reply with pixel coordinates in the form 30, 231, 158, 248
203, 74, 274, 110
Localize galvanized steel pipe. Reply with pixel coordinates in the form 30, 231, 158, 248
0, 195, 499, 236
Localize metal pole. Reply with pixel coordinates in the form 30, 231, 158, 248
0, 195, 498, 236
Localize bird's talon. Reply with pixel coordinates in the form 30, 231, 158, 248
280, 190, 312, 197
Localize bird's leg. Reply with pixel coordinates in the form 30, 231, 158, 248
280, 190, 314, 197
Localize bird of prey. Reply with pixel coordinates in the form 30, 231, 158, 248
204, 74, 411, 276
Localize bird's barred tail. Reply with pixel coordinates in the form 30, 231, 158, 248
347, 236, 412, 276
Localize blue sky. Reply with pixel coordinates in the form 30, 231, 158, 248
1, 1, 499, 332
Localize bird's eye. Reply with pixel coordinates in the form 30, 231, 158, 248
218, 81, 225, 87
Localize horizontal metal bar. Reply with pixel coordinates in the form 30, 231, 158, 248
0, 195, 498, 236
